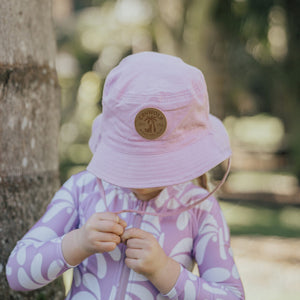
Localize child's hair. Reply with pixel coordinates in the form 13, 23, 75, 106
196, 173, 209, 191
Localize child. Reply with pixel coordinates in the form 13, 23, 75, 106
6, 52, 245, 299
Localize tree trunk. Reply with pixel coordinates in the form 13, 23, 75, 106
0, 1, 64, 299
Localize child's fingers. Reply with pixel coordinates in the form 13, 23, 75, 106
125, 247, 142, 259
121, 228, 147, 243
95, 219, 125, 236
124, 257, 140, 271
96, 212, 120, 223
125, 237, 145, 248
88, 213, 126, 235
93, 231, 121, 244
95, 241, 119, 253
118, 218, 127, 228
96, 212, 127, 228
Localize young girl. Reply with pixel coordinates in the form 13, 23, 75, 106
6, 52, 244, 299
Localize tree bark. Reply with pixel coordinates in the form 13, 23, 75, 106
0, 1, 63, 299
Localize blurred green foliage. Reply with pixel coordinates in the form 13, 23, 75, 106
213, 0, 300, 178
54, 0, 299, 184
220, 200, 300, 237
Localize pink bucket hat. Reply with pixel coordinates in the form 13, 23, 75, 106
87, 52, 231, 188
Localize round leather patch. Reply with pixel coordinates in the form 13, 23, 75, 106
135, 108, 167, 140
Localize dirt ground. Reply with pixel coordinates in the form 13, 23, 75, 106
231, 236, 300, 300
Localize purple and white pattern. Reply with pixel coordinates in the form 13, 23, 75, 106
6, 171, 244, 299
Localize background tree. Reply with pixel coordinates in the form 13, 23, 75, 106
55, 0, 299, 189
54, 0, 231, 181
0, 1, 64, 299
213, 0, 300, 177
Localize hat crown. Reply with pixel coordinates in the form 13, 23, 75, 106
98, 52, 211, 155
102, 52, 209, 109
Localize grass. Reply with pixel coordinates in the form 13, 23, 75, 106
219, 200, 300, 238
219, 200, 300, 300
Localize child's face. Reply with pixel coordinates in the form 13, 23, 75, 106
130, 187, 165, 201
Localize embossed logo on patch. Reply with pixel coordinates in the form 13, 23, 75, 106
135, 108, 167, 140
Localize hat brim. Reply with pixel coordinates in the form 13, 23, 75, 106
87, 114, 231, 188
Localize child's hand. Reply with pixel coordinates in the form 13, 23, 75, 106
77, 212, 127, 255
62, 212, 127, 266
121, 228, 168, 277
121, 228, 181, 294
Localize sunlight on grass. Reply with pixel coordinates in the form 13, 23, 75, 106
224, 114, 285, 152
225, 171, 298, 195
220, 201, 300, 237
63, 268, 73, 296
220, 201, 276, 227
279, 207, 300, 230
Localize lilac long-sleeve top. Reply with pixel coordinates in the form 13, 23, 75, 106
6, 171, 244, 299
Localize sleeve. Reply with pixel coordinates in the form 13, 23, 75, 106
6, 175, 79, 291
164, 197, 245, 300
